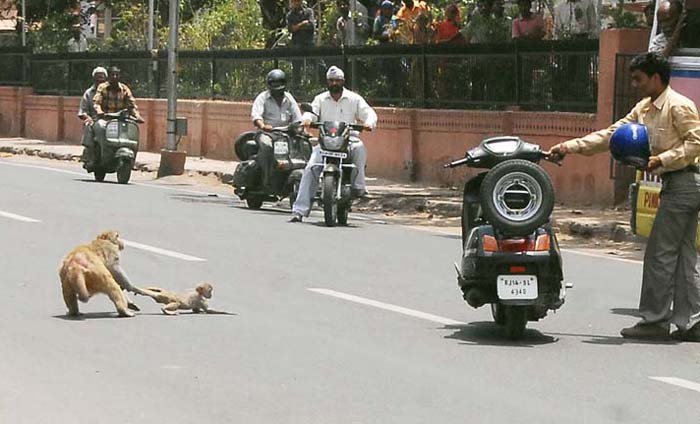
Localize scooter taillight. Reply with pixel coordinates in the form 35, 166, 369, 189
481, 233, 551, 252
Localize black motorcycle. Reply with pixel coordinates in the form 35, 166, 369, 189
444, 136, 567, 339
308, 120, 365, 227
232, 122, 312, 209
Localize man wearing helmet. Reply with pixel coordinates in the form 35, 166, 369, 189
289, 66, 377, 222
78, 66, 107, 170
549, 52, 700, 341
250, 69, 303, 188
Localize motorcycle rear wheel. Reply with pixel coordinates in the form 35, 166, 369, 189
94, 170, 106, 182
323, 174, 337, 227
490, 303, 506, 325
117, 161, 132, 184
503, 305, 528, 339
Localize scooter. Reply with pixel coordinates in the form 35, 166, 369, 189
91, 109, 140, 184
232, 122, 312, 209
444, 136, 567, 339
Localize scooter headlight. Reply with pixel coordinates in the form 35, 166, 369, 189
322, 136, 343, 151
105, 121, 120, 139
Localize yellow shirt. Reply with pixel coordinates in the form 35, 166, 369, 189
562, 86, 700, 174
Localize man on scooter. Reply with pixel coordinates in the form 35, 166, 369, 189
251, 69, 303, 189
289, 66, 378, 222
91, 66, 144, 169
78, 66, 107, 171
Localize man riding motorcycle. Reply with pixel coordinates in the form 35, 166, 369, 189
251, 69, 303, 188
78, 66, 108, 170
289, 66, 378, 222
91, 66, 144, 171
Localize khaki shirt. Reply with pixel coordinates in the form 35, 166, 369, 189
93, 82, 138, 116
562, 86, 700, 174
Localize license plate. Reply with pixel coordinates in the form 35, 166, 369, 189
273, 141, 289, 155
320, 150, 347, 159
497, 275, 538, 300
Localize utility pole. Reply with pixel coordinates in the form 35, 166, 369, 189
158, 0, 187, 177
148, 0, 155, 51
21, 0, 26, 46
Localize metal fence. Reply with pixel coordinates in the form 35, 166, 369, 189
0, 40, 598, 112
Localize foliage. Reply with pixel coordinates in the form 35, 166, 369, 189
102, 2, 152, 51
608, 0, 642, 29
26, 11, 76, 53
11, 0, 77, 24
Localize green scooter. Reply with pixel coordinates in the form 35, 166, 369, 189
91, 109, 142, 184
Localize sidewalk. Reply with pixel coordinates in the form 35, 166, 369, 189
0, 137, 644, 250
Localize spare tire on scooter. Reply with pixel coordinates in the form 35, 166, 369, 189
479, 159, 554, 236
234, 131, 259, 161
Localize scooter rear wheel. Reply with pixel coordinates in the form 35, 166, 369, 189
246, 196, 264, 209
94, 170, 106, 182
323, 174, 337, 227
504, 305, 528, 339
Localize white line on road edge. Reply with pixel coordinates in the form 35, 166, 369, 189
649, 377, 700, 394
122, 239, 207, 262
0, 160, 85, 176
308, 288, 465, 326
0, 210, 41, 223
561, 248, 643, 265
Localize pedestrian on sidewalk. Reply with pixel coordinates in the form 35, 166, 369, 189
549, 52, 700, 341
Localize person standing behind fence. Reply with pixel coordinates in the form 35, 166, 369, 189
512, 0, 544, 40
336, 0, 369, 46
286, 0, 315, 91
78, 66, 107, 171
554, 0, 596, 39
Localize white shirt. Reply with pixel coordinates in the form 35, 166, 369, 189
303, 88, 378, 130
648, 32, 668, 53
250, 90, 302, 128
554, 0, 596, 38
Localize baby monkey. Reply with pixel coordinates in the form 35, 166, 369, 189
139, 282, 231, 315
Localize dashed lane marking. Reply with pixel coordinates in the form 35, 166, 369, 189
308, 288, 465, 326
0, 210, 41, 223
122, 239, 207, 262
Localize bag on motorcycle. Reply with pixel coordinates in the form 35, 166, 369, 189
232, 160, 262, 189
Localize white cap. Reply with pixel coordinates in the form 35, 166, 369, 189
92, 66, 108, 77
326, 66, 345, 80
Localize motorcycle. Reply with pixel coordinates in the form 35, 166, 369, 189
307, 120, 365, 227
91, 109, 141, 184
232, 122, 312, 209
444, 136, 567, 339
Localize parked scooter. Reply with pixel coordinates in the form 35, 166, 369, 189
91, 109, 141, 184
232, 122, 312, 209
444, 136, 567, 339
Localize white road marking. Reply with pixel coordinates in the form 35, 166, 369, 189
562, 248, 643, 265
308, 288, 465, 326
649, 377, 700, 394
122, 239, 206, 262
0, 160, 85, 176
0, 210, 41, 223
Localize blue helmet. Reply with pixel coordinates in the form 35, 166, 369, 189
610, 123, 650, 169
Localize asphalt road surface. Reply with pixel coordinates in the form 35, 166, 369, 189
1, 157, 699, 424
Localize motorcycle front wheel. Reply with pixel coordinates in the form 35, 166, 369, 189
323, 174, 337, 227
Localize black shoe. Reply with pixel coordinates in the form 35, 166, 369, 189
671, 323, 700, 342
620, 323, 670, 340
289, 213, 303, 223
351, 188, 368, 199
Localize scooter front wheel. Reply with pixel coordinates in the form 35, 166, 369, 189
117, 160, 132, 184
322, 174, 337, 227
94, 170, 106, 182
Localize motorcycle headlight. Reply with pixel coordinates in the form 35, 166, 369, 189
105, 122, 120, 139
322, 136, 343, 150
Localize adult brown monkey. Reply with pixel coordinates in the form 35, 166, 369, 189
58, 231, 147, 317
139, 283, 232, 315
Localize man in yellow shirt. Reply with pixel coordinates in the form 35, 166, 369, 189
549, 52, 700, 341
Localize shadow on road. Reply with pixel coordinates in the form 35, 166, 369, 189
442, 321, 558, 347
169, 193, 232, 205
52, 312, 136, 320
543, 331, 680, 346
610, 308, 641, 317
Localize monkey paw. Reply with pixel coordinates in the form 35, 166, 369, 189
127, 302, 141, 312
118, 310, 136, 318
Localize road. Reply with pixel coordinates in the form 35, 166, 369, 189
1, 156, 699, 424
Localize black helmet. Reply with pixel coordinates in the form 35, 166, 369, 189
266, 69, 286, 94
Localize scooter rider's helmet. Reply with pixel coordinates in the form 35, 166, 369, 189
610, 122, 650, 169
266, 69, 286, 95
